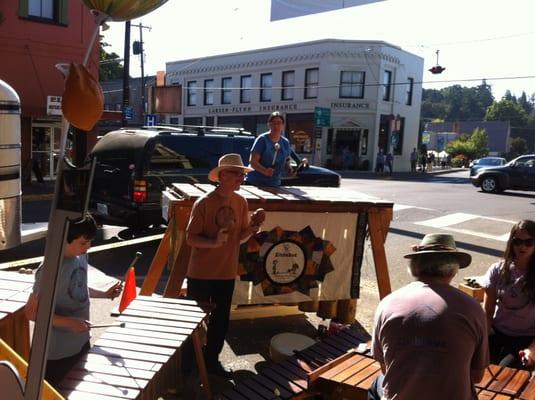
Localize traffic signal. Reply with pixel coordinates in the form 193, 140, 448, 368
133, 41, 142, 55
429, 65, 446, 74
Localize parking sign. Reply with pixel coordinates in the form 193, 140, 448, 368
145, 114, 157, 127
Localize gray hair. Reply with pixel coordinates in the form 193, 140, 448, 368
408, 254, 460, 278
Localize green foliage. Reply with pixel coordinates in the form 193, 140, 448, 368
100, 38, 124, 81
508, 137, 528, 159
445, 128, 489, 161
421, 82, 494, 121
485, 99, 528, 127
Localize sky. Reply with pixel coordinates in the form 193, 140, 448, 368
100, 0, 535, 100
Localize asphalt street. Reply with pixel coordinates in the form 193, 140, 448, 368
4, 169, 535, 398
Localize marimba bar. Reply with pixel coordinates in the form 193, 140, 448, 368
59, 295, 211, 400
308, 350, 381, 400
476, 364, 535, 400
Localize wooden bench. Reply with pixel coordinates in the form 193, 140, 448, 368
58, 295, 212, 400
216, 324, 369, 400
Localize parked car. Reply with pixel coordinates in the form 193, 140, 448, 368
89, 126, 341, 229
470, 154, 535, 193
469, 157, 507, 177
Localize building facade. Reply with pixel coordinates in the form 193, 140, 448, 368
0, 1, 99, 184
165, 39, 423, 171
425, 121, 511, 155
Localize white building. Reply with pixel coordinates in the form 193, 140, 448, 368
165, 39, 423, 171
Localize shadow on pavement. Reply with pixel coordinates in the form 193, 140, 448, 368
389, 227, 503, 258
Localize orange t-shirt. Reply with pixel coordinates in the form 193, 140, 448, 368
186, 190, 249, 280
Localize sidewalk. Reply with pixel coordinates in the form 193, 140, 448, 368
336, 167, 465, 180
20, 168, 466, 202
21, 180, 55, 202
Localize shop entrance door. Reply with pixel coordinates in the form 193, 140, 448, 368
31, 123, 62, 182
334, 129, 360, 170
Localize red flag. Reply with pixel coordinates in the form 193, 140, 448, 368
119, 267, 137, 313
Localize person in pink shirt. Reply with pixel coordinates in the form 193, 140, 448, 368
370, 233, 488, 400
483, 219, 535, 369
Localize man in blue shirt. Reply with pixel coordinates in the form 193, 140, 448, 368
245, 111, 294, 186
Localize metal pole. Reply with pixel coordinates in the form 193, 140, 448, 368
139, 23, 145, 121
122, 21, 131, 126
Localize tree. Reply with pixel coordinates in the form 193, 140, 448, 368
485, 99, 528, 127
100, 38, 123, 81
421, 83, 494, 121
518, 91, 533, 115
445, 128, 489, 161
508, 137, 528, 158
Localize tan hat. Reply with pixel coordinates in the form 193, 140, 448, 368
208, 153, 253, 183
404, 233, 471, 268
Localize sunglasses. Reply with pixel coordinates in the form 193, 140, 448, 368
224, 170, 246, 177
512, 237, 535, 247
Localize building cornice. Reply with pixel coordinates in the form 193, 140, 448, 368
168, 48, 400, 80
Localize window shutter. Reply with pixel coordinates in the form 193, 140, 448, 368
58, 0, 68, 25
18, 0, 29, 18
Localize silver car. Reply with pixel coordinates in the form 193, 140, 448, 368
469, 157, 506, 176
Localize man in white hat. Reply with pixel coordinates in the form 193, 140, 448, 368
370, 233, 489, 400
185, 153, 265, 378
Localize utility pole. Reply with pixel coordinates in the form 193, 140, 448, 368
122, 21, 131, 126
131, 22, 151, 124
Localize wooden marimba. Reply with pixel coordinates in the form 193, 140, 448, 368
58, 295, 211, 400
143, 184, 394, 302
216, 325, 369, 400
476, 364, 535, 400
0, 271, 33, 360
308, 350, 380, 400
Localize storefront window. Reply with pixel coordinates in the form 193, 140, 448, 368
260, 73, 272, 102
240, 75, 252, 103
281, 71, 295, 100
382, 70, 392, 101
203, 79, 214, 105
221, 77, 232, 104
187, 81, 197, 106
339, 71, 365, 98
305, 68, 319, 99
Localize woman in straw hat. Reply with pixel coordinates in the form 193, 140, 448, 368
483, 219, 535, 369
369, 233, 488, 400
185, 153, 265, 378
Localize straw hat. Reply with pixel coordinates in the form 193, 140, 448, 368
208, 153, 253, 183
404, 233, 471, 268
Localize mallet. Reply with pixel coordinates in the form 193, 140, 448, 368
129, 251, 143, 269
272, 142, 280, 167
90, 322, 125, 329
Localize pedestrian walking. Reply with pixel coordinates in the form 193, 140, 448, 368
420, 151, 427, 173
410, 148, 418, 172
385, 152, 393, 176
375, 149, 385, 174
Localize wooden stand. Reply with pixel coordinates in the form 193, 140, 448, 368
141, 184, 393, 306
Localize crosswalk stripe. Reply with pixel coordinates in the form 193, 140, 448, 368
394, 206, 516, 242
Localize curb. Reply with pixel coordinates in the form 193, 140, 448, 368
21, 193, 54, 203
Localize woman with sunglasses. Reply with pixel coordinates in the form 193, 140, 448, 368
483, 219, 535, 369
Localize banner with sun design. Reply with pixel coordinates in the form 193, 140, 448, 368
239, 225, 336, 296
232, 211, 365, 304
